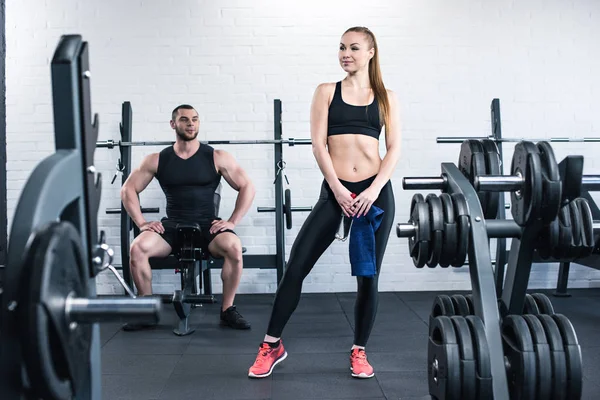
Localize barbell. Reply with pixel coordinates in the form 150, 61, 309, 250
437, 136, 600, 144
96, 138, 313, 149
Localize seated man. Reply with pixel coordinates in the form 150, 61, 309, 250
120, 104, 256, 330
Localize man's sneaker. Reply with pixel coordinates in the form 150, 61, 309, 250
350, 348, 374, 378
220, 305, 251, 330
248, 342, 287, 378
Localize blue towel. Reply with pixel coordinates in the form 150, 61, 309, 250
349, 205, 385, 277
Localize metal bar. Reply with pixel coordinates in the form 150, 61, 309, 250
274, 99, 285, 284
441, 162, 509, 399
120, 102, 133, 290
554, 262, 572, 297
396, 219, 521, 239
257, 206, 312, 213
402, 177, 446, 190
106, 207, 159, 214
501, 219, 544, 316
0, 0, 6, 272
476, 175, 522, 191
486, 219, 521, 238
437, 136, 600, 144
96, 138, 313, 148
66, 297, 162, 324
492, 98, 508, 297
582, 176, 600, 191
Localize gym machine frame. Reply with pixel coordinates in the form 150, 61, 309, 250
404, 164, 510, 399
0, 35, 160, 400
102, 100, 312, 294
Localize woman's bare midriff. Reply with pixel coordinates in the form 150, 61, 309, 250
327, 134, 381, 182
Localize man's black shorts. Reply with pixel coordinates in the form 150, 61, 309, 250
159, 217, 236, 254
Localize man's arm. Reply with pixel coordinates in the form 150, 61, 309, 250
120, 153, 159, 229
214, 149, 256, 227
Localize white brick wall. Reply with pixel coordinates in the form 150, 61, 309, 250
6, 0, 600, 296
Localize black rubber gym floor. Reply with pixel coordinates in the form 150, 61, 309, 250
100, 289, 600, 400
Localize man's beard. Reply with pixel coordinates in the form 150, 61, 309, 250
175, 127, 199, 141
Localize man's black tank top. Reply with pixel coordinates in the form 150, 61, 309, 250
155, 144, 221, 222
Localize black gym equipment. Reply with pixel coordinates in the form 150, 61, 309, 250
397, 138, 594, 399
0, 35, 161, 400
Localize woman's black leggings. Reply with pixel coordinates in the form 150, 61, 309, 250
266, 175, 395, 346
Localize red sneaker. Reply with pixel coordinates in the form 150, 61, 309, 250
248, 342, 287, 378
350, 348, 374, 378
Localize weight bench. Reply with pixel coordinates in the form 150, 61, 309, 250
146, 183, 246, 336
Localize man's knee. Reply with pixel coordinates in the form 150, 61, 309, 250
214, 235, 243, 263
130, 236, 156, 264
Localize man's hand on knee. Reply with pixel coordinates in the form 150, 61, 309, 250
210, 219, 234, 234
140, 221, 165, 234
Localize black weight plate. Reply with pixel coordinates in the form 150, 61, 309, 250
481, 139, 501, 219
537, 314, 568, 400
537, 217, 560, 260
511, 141, 543, 226
458, 140, 487, 185
502, 315, 537, 400
555, 204, 573, 260
426, 194, 444, 268
574, 198, 595, 258
458, 140, 488, 207
439, 193, 457, 268
430, 294, 456, 331
285, 188, 292, 229
465, 316, 493, 399
450, 193, 469, 267
428, 316, 462, 400
536, 141, 562, 223
450, 295, 471, 316
569, 201, 583, 250
464, 294, 474, 315
20, 221, 92, 400
522, 315, 552, 400
409, 194, 431, 268
551, 314, 583, 400
531, 293, 555, 315
450, 316, 477, 400
523, 294, 541, 315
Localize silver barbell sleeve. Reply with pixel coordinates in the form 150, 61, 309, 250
402, 177, 447, 190
65, 296, 162, 324
397, 219, 522, 239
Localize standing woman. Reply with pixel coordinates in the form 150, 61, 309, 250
248, 26, 401, 379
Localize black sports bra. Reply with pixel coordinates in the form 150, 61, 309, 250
327, 81, 382, 140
